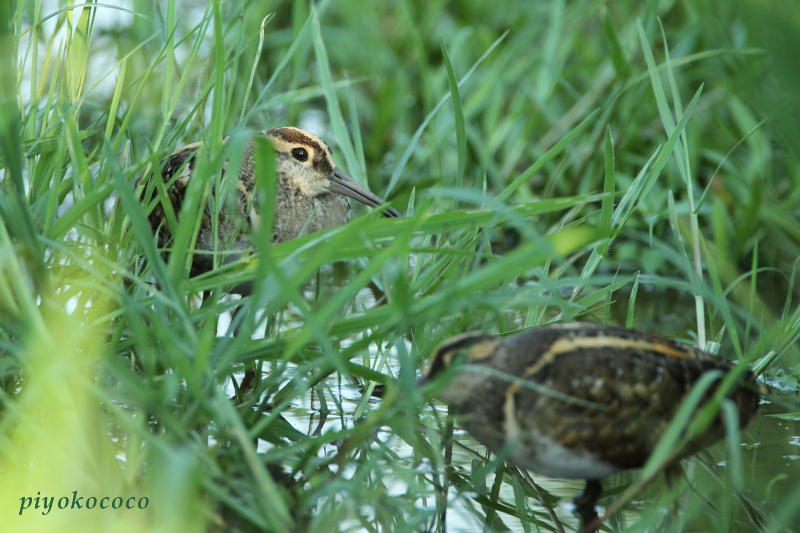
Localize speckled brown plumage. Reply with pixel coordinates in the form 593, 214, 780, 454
425, 322, 760, 530
427, 323, 759, 478
145, 127, 401, 291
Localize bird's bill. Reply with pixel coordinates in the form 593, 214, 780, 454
329, 168, 402, 218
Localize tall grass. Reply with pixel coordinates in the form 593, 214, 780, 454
1, 1, 799, 532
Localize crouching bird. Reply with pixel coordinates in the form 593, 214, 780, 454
146, 126, 401, 294
145, 127, 401, 396
423, 322, 760, 531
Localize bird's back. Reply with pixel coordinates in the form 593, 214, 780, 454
441, 323, 759, 478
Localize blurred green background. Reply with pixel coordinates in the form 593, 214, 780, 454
1, 0, 799, 531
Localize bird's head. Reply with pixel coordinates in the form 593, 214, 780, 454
265, 127, 401, 217
421, 332, 501, 405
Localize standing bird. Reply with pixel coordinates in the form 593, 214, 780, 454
147, 126, 401, 291
423, 322, 760, 531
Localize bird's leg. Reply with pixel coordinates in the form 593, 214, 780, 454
663, 463, 684, 526
575, 479, 603, 533
665, 462, 682, 485
203, 288, 257, 402
238, 366, 258, 399
226, 302, 261, 401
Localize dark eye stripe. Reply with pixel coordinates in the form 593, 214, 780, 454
427, 334, 496, 378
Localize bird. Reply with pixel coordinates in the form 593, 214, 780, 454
422, 322, 760, 531
146, 126, 401, 292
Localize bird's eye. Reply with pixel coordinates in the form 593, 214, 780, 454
291, 147, 308, 162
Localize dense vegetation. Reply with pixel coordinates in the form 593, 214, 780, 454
1, 1, 798, 531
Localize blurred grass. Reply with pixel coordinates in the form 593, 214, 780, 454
1, 0, 799, 531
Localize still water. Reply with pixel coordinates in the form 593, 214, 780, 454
221, 279, 800, 532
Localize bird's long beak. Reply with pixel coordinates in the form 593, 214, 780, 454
328, 168, 402, 218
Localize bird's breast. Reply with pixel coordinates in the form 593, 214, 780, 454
272, 186, 350, 243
